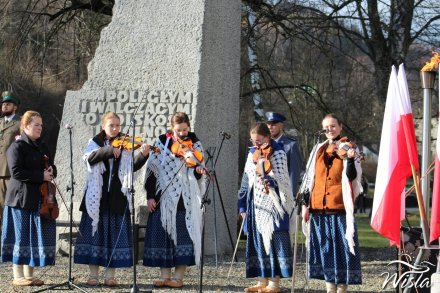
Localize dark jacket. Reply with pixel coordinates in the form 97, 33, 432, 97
79, 131, 149, 215
5, 133, 56, 210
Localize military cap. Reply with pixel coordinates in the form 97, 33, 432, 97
265, 112, 286, 123
1, 91, 20, 105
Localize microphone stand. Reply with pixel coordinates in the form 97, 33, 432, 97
290, 131, 325, 293
198, 131, 234, 293
206, 146, 219, 267
33, 126, 89, 293
123, 119, 151, 293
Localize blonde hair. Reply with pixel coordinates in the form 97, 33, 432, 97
101, 112, 120, 126
20, 111, 41, 132
170, 112, 190, 128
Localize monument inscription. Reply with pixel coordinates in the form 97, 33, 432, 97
78, 89, 195, 141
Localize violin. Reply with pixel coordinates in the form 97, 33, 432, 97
40, 155, 59, 220
326, 137, 364, 160
170, 135, 205, 169
252, 142, 273, 193
111, 133, 160, 153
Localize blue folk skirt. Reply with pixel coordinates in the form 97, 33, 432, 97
245, 198, 293, 278
1, 206, 56, 266
143, 209, 195, 267
308, 214, 362, 284
74, 209, 133, 268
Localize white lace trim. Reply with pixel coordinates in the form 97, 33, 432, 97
144, 137, 206, 265
83, 139, 138, 236
241, 148, 294, 255
300, 141, 363, 255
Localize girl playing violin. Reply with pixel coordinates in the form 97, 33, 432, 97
238, 123, 295, 293
74, 111, 150, 287
143, 112, 207, 289
299, 113, 363, 293
1, 111, 56, 286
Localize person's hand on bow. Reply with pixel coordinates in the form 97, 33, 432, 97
140, 144, 150, 157
195, 166, 207, 175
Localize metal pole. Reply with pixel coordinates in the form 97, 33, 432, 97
209, 148, 219, 267
420, 71, 436, 220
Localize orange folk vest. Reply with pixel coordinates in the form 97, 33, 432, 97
310, 144, 345, 213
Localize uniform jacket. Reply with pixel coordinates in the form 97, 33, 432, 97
5, 133, 56, 210
277, 134, 303, 195
0, 115, 20, 177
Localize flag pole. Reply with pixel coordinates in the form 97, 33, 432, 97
410, 166, 430, 246
405, 160, 435, 197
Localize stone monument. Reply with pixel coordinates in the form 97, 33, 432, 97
55, 0, 241, 255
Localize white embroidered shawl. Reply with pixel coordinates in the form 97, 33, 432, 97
144, 137, 206, 265
299, 140, 363, 255
238, 147, 295, 255
83, 139, 140, 236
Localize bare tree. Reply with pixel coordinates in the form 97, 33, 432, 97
239, 0, 440, 155
1, 0, 440, 153
243, 3, 266, 121
242, 0, 440, 105
0, 0, 111, 146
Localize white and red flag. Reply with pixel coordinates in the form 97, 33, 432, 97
371, 64, 419, 246
430, 73, 440, 244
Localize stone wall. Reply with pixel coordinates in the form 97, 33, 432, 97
55, 0, 241, 255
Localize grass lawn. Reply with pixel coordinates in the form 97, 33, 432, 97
290, 212, 422, 248
356, 212, 421, 248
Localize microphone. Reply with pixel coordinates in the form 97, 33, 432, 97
220, 131, 231, 139
65, 124, 74, 129
316, 128, 329, 135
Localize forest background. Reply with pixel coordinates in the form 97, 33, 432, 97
1, 0, 440, 182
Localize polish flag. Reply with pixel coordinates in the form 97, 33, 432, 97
371, 65, 418, 246
430, 74, 440, 244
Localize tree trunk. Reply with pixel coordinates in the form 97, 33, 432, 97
244, 3, 265, 122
